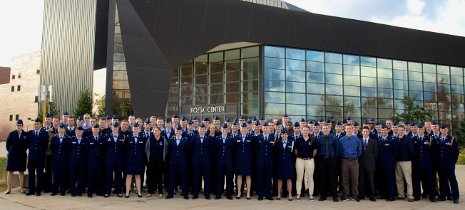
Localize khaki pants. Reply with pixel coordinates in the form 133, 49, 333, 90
395, 161, 413, 199
341, 158, 359, 197
296, 158, 314, 195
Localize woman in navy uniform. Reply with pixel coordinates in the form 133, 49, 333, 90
5, 119, 28, 194
104, 122, 125, 198
235, 123, 253, 200
214, 124, 234, 200
50, 123, 70, 196
26, 118, 49, 196
86, 124, 104, 198
68, 126, 87, 196
123, 123, 146, 198
145, 126, 167, 198
166, 126, 190, 199
276, 131, 294, 201
191, 124, 212, 199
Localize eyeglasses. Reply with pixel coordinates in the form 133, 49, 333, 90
17, 125, 23, 127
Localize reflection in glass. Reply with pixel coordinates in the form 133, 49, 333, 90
286, 71, 305, 82
343, 55, 359, 65
307, 83, 325, 94
286, 82, 306, 93
306, 50, 324, 62
326, 85, 342, 95
264, 46, 285, 58
344, 65, 360, 76
325, 52, 342, 64
361, 66, 376, 77
361, 57, 376, 67
265, 80, 285, 92
287, 93, 306, 104
286, 59, 305, 71
377, 58, 392, 69
307, 72, 324, 84
307, 61, 324, 73
286, 48, 305, 60
326, 63, 342, 74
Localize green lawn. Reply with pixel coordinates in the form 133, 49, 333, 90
458, 149, 465, 165
0, 157, 6, 191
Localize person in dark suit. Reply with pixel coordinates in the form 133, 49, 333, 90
123, 123, 146, 198
436, 124, 460, 204
379, 125, 397, 201
256, 122, 275, 201
145, 126, 168, 198
358, 126, 379, 201
234, 123, 253, 200
166, 126, 190, 199
103, 122, 125, 198
86, 124, 104, 198
214, 124, 234, 200
68, 126, 87, 197
316, 124, 339, 202
5, 119, 28, 194
25, 118, 49, 196
191, 124, 212, 199
50, 123, 70, 196
276, 131, 294, 201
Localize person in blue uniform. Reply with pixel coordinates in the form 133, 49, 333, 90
50, 123, 70, 196
234, 123, 253, 200
208, 124, 218, 197
5, 119, 28, 194
166, 126, 190, 199
276, 131, 294, 201
411, 124, 436, 202
316, 124, 339, 202
191, 124, 212, 199
256, 122, 275, 201
68, 126, 87, 197
437, 124, 460, 204
25, 118, 49, 196
145, 126, 167, 198
104, 122, 124, 197
378, 125, 397, 201
214, 124, 234, 200
86, 124, 104, 198
123, 123, 146, 198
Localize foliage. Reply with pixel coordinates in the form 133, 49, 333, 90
38, 101, 60, 118
0, 157, 6, 191
74, 89, 93, 117
93, 94, 106, 117
454, 119, 465, 149
393, 95, 434, 123
458, 149, 465, 165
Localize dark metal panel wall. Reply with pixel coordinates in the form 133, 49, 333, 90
118, 0, 465, 116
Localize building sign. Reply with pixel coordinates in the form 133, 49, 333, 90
190, 105, 225, 114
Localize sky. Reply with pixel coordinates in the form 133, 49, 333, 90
0, 0, 465, 67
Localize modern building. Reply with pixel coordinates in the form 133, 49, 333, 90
0, 67, 11, 85
0, 51, 41, 140
42, 0, 465, 131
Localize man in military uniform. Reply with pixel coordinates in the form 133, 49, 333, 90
50, 123, 70, 196
256, 122, 275, 200
86, 124, 104, 197
191, 124, 212, 199
26, 118, 49, 196
68, 126, 87, 196
214, 124, 234, 200
378, 125, 397, 201
104, 122, 124, 197
437, 124, 460, 204
166, 126, 190, 199
412, 124, 436, 202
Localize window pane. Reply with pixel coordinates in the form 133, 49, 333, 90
286, 104, 306, 115
361, 57, 376, 67
361, 98, 377, 107
286, 48, 305, 60
450, 67, 463, 76
378, 98, 393, 109
361, 66, 376, 77
210, 94, 224, 104
344, 75, 360, 86
225, 49, 240, 60
451, 85, 464, 94
361, 77, 376, 87
264, 46, 284, 58
286, 70, 305, 82
210, 84, 224, 94
344, 86, 360, 96
226, 93, 240, 103
196, 74, 208, 85
344, 65, 360, 76
325, 95, 343, 106
210, 73, 224, 83
325, 74, 342, 85
378, 68, 392, 78
307, 72, 324, 84
394, 80, 408, 90
378, 88, 393, 98
423, 82, 437, 92
326, 106, 343, 118
265, 103, 285, 114
226, 82, 240, 92
306, 50, 324, 62
307, 61, 324, 72
265, 69, 284, 81
326, 63, 342, 74
286, 82, 305, 93
344, 96, 361, 107
226, 70, 241, 82
437, 65, 449, 75
307, 94, 324, 106
409, 91, 423, 100
393, 60, 407, 70
307, 83, 325, 94
265, 92, 285, 103
326, 85, 343, 95
437, 74, 450, 84
424, 92, 435, 101
209, 51, 223, 62
378, 78, 393, 89
409, 81, 423, 91
241, 46, 259, 58
423, 73, 436, 83
286, 59, 305, 71
361, 87, 377, 97
394, 89, 408, 99
343, 55, 359, 65
393, 70, 407, 80
377, 58, 392, 69
325, 52, 342, 64
451, 76, 463, 85
423, 64, 436, 73
286, 93, 306, 104
264, 80, 284, 92
307, 105, 324, 116
408, 62, 422, 72
379, 108, 394, 118
265, 57, 284, 69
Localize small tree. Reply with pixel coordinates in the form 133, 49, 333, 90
74, 89, 93, 117
393, 95, 434, 123
38, 101, 60, 118
455, 118, 465, 149
93, 94, 106, 117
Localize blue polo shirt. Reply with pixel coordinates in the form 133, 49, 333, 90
339, 134, 362, 159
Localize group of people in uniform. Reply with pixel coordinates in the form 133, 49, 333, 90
4, 112, 460, 204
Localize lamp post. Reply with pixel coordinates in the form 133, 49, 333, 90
40, 85, 52, 125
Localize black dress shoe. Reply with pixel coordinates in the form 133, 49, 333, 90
247, 197, 251, 200
354, 197, 360, 202
430, 198, 436, 202
227, 195, 233, 200
117, 194, 123, 198
258, 196, 263, 200
438, 197, 447, 201
215, 196, 221, 200
319, 197, 326, 201
205, 196, 211, 200
370, 197, 376, 201
35, 192, 41, 196
125, 195, 129, 198
138, 194, 142, 198
60, 193, 66, 196
51, 193, 57, 196
333, 197, 339, 202
454, 199, 459, 204
165, 196, 173, 199
71, 193, 76, 197
26, 192, 34, 196
266, 196, 274, 201
192, 195, 198, 199
184, 196, 189, 200
104, 194, 109, 198
77, 193, 82, 197
88, 194, 93, 198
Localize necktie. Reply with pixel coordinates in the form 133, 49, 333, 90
223, 138, 226, 144
78, 138, 81, 144
114, 135, 117, 142
176, 138, 180, 145
36, 131, 39, 137
283, 141, 286, 149
364, 139, 368, 151
59, 137, 63, 143
200, 137, 203, 143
